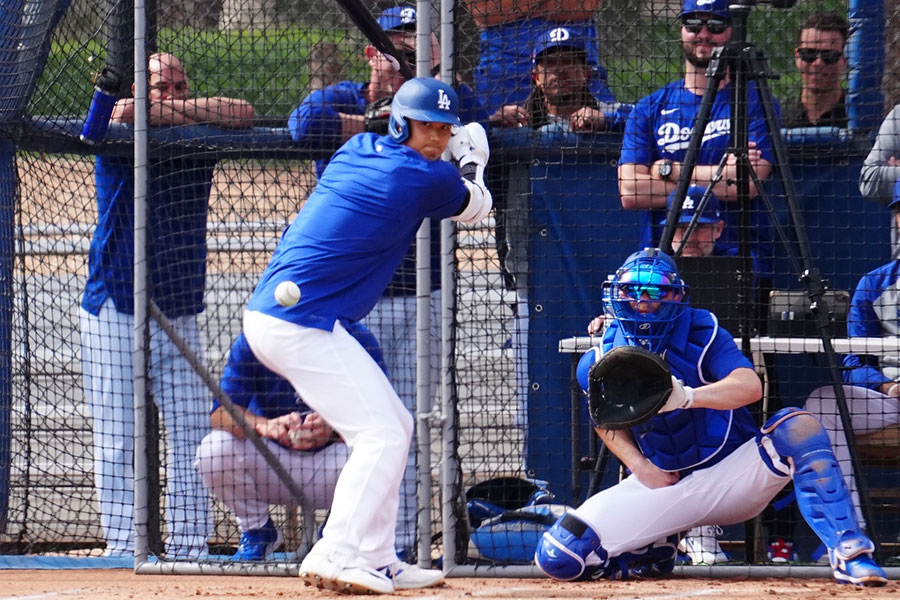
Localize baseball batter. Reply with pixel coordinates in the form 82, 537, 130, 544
535, 248, 887, 587
194, 321, 384, 561
242, 77, 492, 594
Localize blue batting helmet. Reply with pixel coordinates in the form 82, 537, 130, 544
604, 248, 688, 353
388, 77, 461, 142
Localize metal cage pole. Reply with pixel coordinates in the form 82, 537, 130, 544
132, 0, 150, 567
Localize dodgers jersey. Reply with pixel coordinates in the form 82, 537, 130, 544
246, 132, 469, 330
844, 260, 900, 389
82, 154, 215, 317
619, 80, 776, 271
214, 322, 387, 419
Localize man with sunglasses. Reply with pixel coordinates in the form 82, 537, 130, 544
535, 248, 887, 587
782, 12, 849, 129
618, 0, 773, 286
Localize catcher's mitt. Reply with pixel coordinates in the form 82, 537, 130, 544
588, 345, 672, 430
364, 96, 393, 134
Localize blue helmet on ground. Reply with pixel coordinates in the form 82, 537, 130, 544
388, 77, 461, 142
604, 248, 688, 353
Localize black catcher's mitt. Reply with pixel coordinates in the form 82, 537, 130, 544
364, 96, 393, 134
588, 345, 673, 430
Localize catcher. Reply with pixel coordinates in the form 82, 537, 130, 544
535, 248, 887, 587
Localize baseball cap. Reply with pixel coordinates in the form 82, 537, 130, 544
680, 0, 732, 20
532, 27, 589, 63
661, 185, 722, 224
891, 179, 900, 210
377, 5, 416, 32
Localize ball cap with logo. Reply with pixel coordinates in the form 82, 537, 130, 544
661, 185, 722, 224
377, 5, 416, 32
680, 0, 732, 20
532, 27, 590, 63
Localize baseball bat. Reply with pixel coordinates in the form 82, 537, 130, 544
334, 0, 415, 80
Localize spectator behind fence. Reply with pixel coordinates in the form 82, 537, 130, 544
194, 323, 384, 561
488, 25, 624, 132
617, 0, 775, 564
288, 5, 487, 561
80, 52, 254, 558
859, 105, 900, 259
781, 11, 849, 129
618, 0, 773, 262
805, 180, 900, 538
462, 0, 612, 114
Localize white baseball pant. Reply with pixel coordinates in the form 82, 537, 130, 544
243, 310, 413, 569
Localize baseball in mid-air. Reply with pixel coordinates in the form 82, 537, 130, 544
274, 280, 301, 307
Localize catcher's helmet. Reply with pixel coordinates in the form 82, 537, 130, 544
388, 77, 460, 143
604, 248, 688, 353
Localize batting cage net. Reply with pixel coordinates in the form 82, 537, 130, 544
1, 0, 900, 577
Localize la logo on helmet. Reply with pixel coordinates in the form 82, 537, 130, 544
683, 197, 696, 210
400, 7, 415, 23
437, 89, 451, 111
549, 27, 571, 42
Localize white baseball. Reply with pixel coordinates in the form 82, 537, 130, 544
274, 280, 301, 307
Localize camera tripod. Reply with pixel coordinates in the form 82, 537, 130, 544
658, 2, 877, 560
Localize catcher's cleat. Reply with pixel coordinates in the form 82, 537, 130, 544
830, 531, 887, 587
232, 518, 283, 561
379, 560, 444, 589
300, 551, 394, 595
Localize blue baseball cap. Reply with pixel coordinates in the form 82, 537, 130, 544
680, 0, 732, 20
532, 27, 589, 62
661, 185, 722, 224
891, 179, 900, 210
377, 6, 416, 32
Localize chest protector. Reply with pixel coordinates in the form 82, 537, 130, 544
603, 310, 755, 473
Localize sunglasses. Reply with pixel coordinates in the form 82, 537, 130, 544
619, 283, 678, 301
681, 17, 730, 35
796, 47, 843, 64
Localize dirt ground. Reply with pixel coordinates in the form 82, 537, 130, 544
0, 571, 897, 600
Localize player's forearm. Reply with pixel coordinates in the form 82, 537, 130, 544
618, 165, 670, 210
210, 405, 265, 438
463, 0, 544, 27
596, 427, 645, 473
340, 112, 365, 141
150, 97, 255, 128
859, 162, 900, 204
690, 367, 761, 410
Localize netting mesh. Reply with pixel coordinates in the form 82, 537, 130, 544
1, 0, 899, 573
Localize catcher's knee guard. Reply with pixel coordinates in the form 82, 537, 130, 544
757, 407, 859, 548
534, 513, 605, 581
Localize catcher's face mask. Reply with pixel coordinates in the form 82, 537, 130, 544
606, 249, 687, 353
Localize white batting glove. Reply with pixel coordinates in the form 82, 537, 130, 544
448, 122, 490, 170
659, 376, 695, 413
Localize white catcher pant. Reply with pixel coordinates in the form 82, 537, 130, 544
243, 311, 413, 569
362, 290, 440, 555
195, 430, 348, 531
573, 439, 789, 556
80, 300, 211, 558
805, 384, 900, 530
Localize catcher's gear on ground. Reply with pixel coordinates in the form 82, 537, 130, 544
364, 96, 393, 134
587, 345, 673, 429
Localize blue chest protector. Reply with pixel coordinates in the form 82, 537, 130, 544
602, 310, 757, 474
